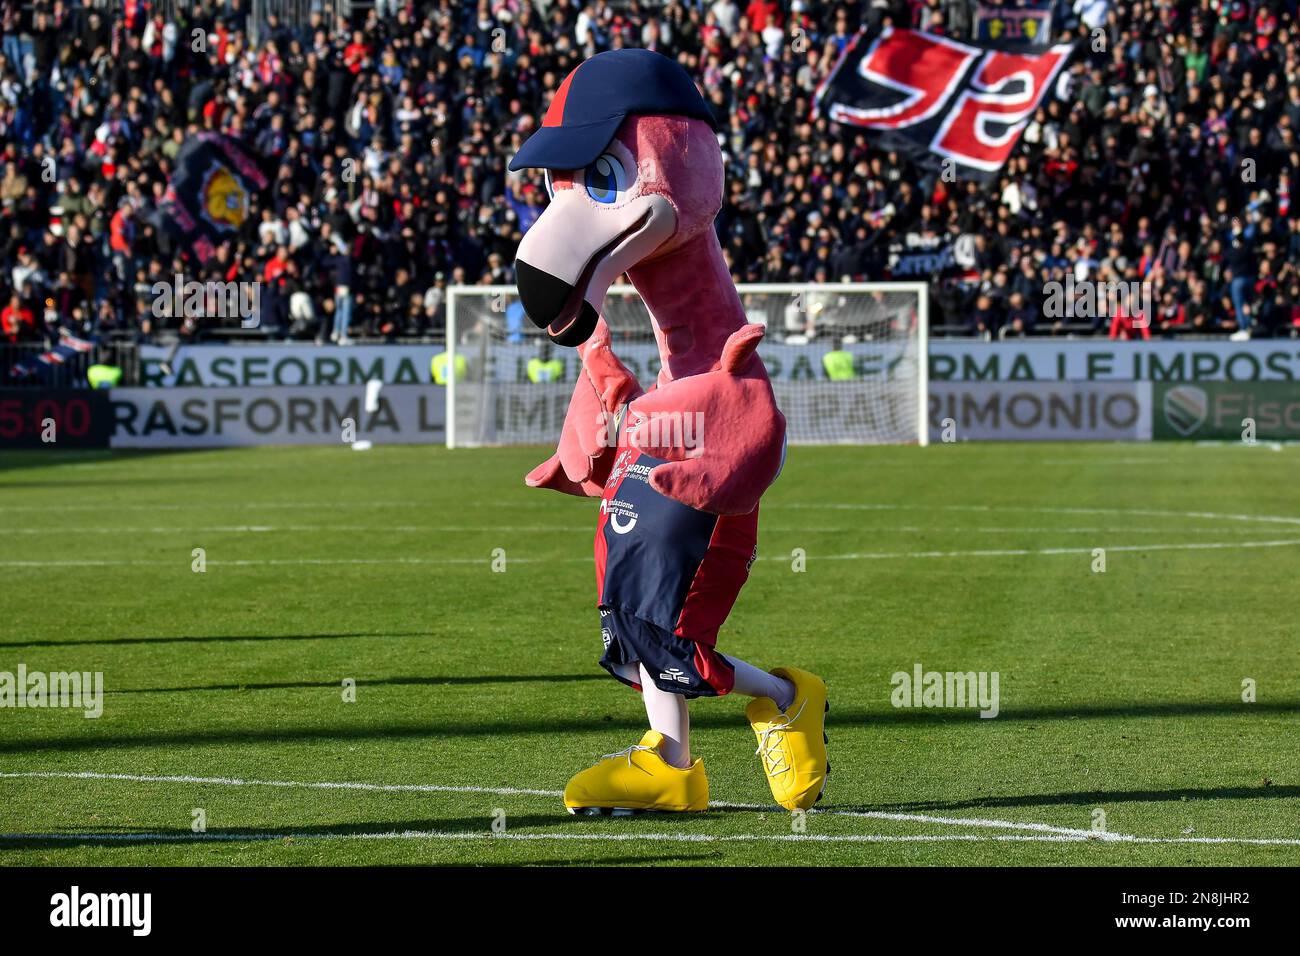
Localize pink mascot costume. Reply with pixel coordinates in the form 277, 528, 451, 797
510, 49, 828, 814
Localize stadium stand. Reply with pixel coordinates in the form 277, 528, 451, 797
0, 0, 1298, 355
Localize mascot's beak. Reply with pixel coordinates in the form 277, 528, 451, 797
514, 186, 675, 347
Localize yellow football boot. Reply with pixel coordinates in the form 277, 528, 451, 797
746, 667, 829, 811
564, 731, 709, 814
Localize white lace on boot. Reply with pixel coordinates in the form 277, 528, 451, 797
754, 700, 806, 779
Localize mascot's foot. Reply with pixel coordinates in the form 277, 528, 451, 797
564, 731, 709, 814
746, 667, 829, 811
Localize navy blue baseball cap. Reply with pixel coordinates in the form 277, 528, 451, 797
508, 49, 715, 172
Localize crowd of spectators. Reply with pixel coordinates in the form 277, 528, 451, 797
1, 0, 1299, 349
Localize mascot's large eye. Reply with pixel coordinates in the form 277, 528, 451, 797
584, 153, 627, 204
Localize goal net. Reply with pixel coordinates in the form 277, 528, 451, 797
445, 282, 928, 448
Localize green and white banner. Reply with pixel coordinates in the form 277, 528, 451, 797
138, 345, 443, 388
138, 340, 1300, 388
136, 343, 911, 387
1153, 382, 1300, 441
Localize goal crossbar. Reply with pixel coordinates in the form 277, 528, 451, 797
446, 281, 928, 448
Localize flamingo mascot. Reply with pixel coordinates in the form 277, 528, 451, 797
510, 49, 828, 814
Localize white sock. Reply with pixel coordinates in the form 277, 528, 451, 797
725, 656, 796, 711
638, 662, 691, 769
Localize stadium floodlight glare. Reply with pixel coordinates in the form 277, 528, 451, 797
445, 282, 929, 448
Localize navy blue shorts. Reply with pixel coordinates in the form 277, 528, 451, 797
598, 605, 736, 699
596, 451, 758, 648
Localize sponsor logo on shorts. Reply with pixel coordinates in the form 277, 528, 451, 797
601, 627, 613, 649
600, 496, 639, 534
659, 668, 691, 685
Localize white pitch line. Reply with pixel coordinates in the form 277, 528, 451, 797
3, 538, 1299, 569
0, 499, 1297, 528
791, 538, 1300, 562
0, 556, 571, 568
0, 771, 1241, 847
0, 770, 560, 798
0, 525, 583, 535
0, 501, 498, 514
0, 524, 1285, 536
713, 801, 1120, 840
1040, 458, 1185, 466
782, 503, 1300, 528
0, 771, 1104, 837
4, 771, 1298, 847
4, 830, 1300, 847
0, 831, 1111, 845
798, 806, 1116, 841
0, 501, 506, 513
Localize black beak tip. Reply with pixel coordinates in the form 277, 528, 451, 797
550, 302, 599, 348
514, 259, 569, 331
514, 258, 599, 347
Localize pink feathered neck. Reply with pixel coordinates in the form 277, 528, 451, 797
629, 229, 747, 386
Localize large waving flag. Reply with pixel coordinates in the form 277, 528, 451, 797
152, 133, 271, 263
814, 27, 1073, 182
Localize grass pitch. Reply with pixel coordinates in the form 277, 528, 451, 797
0, 440, 1297, 866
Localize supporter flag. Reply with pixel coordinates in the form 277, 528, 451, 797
7, 330, 97, 385
814, 27, 1074, 182
974, 2, 1055, 47
152, 133, 271, 263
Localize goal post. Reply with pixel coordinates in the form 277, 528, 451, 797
445, 282, 929, 448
